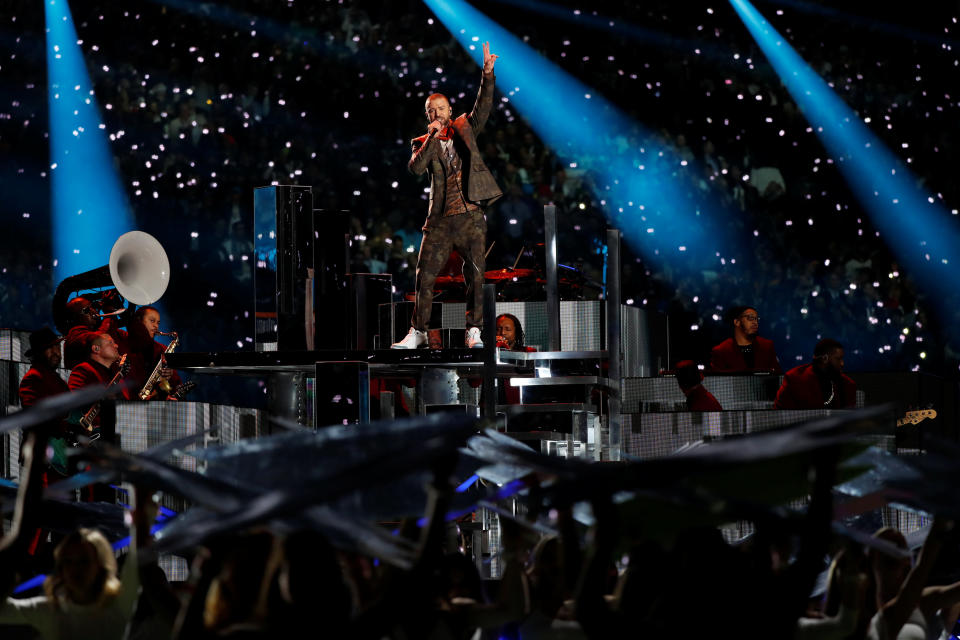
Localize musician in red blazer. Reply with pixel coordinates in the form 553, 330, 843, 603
774, 338, 856, 409
709, 306, 782, 373
675, 360, 723, 411
17, 328, 68, 561
68, 332, 130, 417
63, 294, 129, 369
67, 332, 124, 500
19, 328, 69, 424
126, 305, 182, 399
19, 328, 70, 471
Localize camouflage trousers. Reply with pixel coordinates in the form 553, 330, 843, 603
413, 209, 486, 330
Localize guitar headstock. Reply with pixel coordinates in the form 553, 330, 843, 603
896, 409, 937, 427
172, 381, 197, 399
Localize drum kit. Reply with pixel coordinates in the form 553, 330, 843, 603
427, 244, 599, 302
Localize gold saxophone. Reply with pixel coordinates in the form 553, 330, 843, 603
138, 330, 179, 400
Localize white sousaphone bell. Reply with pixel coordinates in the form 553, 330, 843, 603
109, 230, 170, 306
52, 231, 171, 331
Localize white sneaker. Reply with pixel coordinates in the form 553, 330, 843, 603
465, 327, 483, 349
391, 328, 427, 349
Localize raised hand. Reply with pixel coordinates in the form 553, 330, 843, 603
482, 41, 498, 75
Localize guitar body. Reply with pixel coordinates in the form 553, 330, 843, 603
48, 436, 71, 478
47, 425, 101, 477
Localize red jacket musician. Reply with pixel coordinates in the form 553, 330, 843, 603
674, 360, 723, 411
774, 338, 857, 410
127, 306, 184, 401
709, 305, 782, 374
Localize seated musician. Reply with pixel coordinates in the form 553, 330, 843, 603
774, 338, 856, 409
674, 360, 722, 411
708, 305, 782, 374
63, 293, 129, 370
127, 305, 182, 400
467, 314, 536, 404
496, 313, 536, 404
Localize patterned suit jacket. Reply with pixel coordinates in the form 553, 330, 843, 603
408, 72, 503, 222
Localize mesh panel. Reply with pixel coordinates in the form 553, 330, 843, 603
623, 375, 866, 413
624, 409, 892, 460
439, 301, 603, 353
0, 329, 33, 363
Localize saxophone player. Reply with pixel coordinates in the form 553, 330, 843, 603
129, 306, 183, 401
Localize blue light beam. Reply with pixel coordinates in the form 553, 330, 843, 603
423, 0, 736, 267
730, 0, 960, 312
45, 0, 135, 282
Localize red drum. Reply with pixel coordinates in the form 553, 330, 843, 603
434, 274, 466, 287
484, 268, 535, 282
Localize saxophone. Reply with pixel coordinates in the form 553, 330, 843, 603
138, 330, 179, 400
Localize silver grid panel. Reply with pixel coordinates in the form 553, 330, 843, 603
441, 301, 602, 352
627, 410, 902, 542
3, 401, 262, 481
624, 409, 892, 460
560, 301, 602, 352
435, 301, 654, 377
621, 305, 652, 378
623, 375, 866, 413
0, 329, 33, 363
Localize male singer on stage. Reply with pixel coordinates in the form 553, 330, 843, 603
392, 42, 503, 349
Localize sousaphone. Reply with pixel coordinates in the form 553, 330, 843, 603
52, 231, 170, 332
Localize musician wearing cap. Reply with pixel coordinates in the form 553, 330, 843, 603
18, 327, 70, 444
392, 41, 503, 350
16, 328, 70, 572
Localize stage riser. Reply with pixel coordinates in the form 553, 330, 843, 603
380, 301, 660, 377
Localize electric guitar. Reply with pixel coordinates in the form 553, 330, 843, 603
50, 382, 196, 477
54, 356, 130, 476
169, 381, 196, 400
